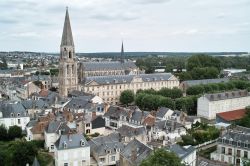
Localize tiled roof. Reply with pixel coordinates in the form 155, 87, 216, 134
0, 102, 28, 118
156, 107, 172, 118
117, 125, 146, 137
217, 109, 247, 121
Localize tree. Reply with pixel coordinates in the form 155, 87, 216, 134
8, 125, 22, 140
135, 93, 146, 110
0, 125, 8, 141
140, 148, 184, 166
8, 141, 38, 166
120, 90, 135, 106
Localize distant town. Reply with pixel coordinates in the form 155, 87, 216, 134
1, 7, 250, 166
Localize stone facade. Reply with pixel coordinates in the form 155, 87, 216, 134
58, 8, 78, 97
82, 73, 179, 104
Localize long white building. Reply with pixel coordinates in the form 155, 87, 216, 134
197, 90, 250, 120
82, 73, 179, 104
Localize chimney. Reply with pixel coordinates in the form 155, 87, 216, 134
131, 146, 137, 162
92, 111, 96, 120
68, 131, 72, 141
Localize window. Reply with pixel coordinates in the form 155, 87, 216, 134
18, 119, 21, 124
51, 145, 54, 150
244, 151, 248, 158
69, 51, 72, 59
80, 139, 85, 146
17, 113, 20, 117
63, 142, 67, 149
86, 123, 90, 127
228, 148, 232, 155
100, 158, 105, 162
237, 150, 241, 157
64, 163, 68, 166
238, 141, 241, 147
11, 113, 14, 117
86, 129, 90, 134
221, 147, 225, 154
111, 156, 116, 161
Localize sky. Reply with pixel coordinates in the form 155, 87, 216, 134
0, 0, 250, 52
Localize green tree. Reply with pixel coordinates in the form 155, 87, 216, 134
140, 148, 184, 166
8, 141, 38, 166
135, 93, 146, 109
120, 90, 135, 106
8, 125, 22, 140
0, 125, 8, 141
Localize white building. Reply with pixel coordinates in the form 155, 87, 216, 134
197, 90, 250, 120
0, 102, 30, 130
54, 133, 90, 166
44, 121, 71, 152
211, 126, 250, 166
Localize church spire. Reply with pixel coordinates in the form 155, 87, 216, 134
121, 41, 125, 63
61, 7, 74, 46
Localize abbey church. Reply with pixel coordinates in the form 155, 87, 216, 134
58, 8, 179, 104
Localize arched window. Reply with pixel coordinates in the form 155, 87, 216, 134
67, 65, 69, 74
69, 51, 72, 59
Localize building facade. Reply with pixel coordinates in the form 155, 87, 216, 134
211, 126, 250, 166
83, 73, 179, 104
197, 90, 250, 120
58, 8, 78, 97
54, 134, 90, 166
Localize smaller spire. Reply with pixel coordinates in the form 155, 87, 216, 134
121, 41, 125, 63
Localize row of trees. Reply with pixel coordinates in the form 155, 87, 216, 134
119, 89, 198, 114
0, 125, 22, 141
186, 80, 250, 96
237, 106, 250, 128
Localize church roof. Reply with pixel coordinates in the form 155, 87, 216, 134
61, 8, 74, 46
80, 61, 137, 71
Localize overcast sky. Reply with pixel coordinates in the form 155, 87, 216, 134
0, 0, 250, 52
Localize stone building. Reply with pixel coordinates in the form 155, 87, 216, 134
82, 73, 179, 104
58, 8, 78, 97
211, 126, 250, 166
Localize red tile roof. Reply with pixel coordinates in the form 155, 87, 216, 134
217, 109, 247, 121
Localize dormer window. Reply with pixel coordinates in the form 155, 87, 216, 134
80, 139, 85, 146
11, 113, 14, 117
238, 141, 241, 147
63, 141, 67, 149
17, 113, 20, 117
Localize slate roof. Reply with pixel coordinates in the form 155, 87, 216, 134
64, 97, 93, 110
55, 133, 89, 150
203, 90, 249, 101
168, 144, 196, 159
130, 109, 149, 122
120, 139, 153, 165
217, 109, 247, 121
89, 133, 125, 156
21, 99, 49, 110
182, 78, 229, 87
46, 120, 71, 134
85, 73, 174, 85
32, 157, 40, 166
218, 128, 250, 150
156, 107, 172, 118
80, 61, 137, 71
104, 106, 129, 118
92, 116, 105, 129
0, 102, 28, 118
117, 125, 146, 137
